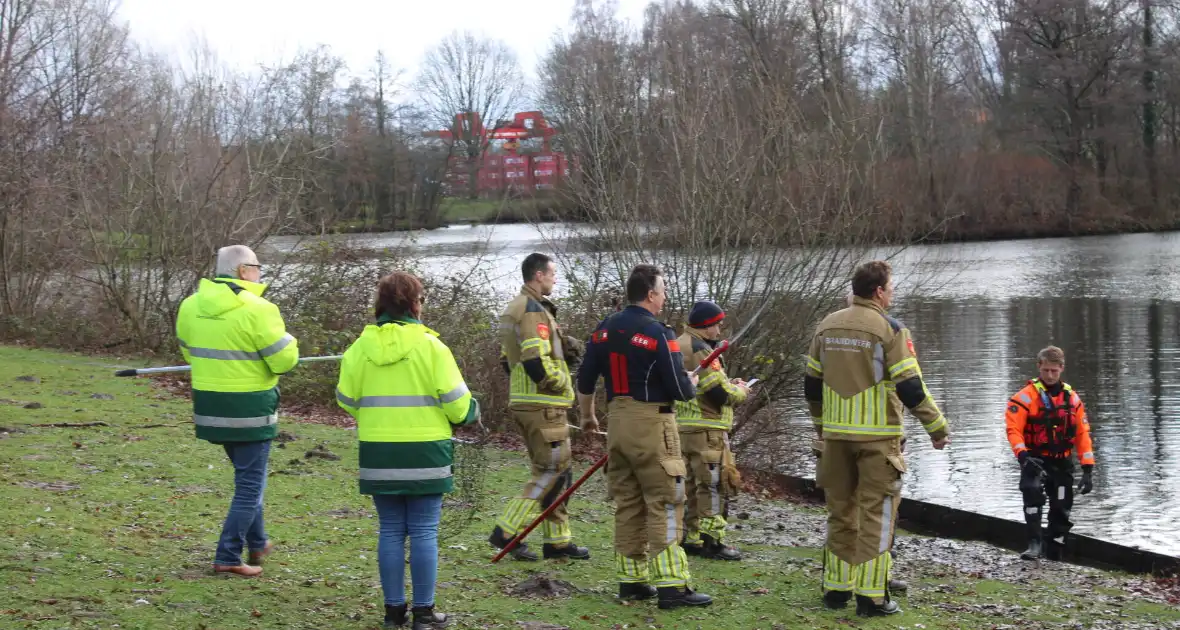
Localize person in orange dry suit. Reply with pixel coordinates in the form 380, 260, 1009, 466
1005, 345, 1096, 561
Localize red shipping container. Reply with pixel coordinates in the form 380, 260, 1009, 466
532, 153, 558, 190
478, 167, 503, 194
502, 155, 532, 191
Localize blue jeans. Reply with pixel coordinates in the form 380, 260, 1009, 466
372, 494, 444, 607
214, 440, 271, 565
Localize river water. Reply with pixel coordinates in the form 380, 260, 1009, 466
266, 226, 1180, 557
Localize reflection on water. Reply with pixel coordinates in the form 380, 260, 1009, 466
269, 227, 1180, 555
898, 296, 1180, 557
780, 232, 1180, 556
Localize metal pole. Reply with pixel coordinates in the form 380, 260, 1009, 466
492, 297, 770, 562
114, 354, 343, 377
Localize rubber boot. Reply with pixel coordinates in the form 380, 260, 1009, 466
700, 533, 742, 561
488, 525, 538, 561
889, 579, 907, 594
657, 586, 713, 609
410, 606, 448, 629
383, 603, 407, 628
856, 594, 901, 617
823, 590, 852, 609
618, 582, 658, 600
542, 542, 590, 560
681, 534, 704, 556
1044, 535, 1065, 561
1020, 537, 1043, 560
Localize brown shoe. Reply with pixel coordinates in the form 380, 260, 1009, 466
247, 541, 274, 566
213, 563, 263, 577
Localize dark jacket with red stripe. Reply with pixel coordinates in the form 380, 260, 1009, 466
576, 305, 697, 404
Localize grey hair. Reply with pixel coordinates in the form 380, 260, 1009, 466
215, 245, 258, 278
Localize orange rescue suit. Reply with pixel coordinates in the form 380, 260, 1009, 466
1005, 379, 1095, 466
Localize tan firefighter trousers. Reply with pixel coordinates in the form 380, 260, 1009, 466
607, 398, 692, 588
494, 407, 574, 544
820, 437, 905, 603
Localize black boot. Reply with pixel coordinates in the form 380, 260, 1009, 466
410, 605, 448, 629
888, 579, 907, 594
657, 586, 713, 610
700, 534, 742, 561
855, 594, 901, 617
383, 603, 407, 628
1020, 537, 1042, 560
823, 590, 852, 609
681, 536, 704, 556
1044, 535, 1064, 561
488, 526, 538, 561
618, 582, 658, 600
1021, 505, 1043, 561
542, 542, 590, 560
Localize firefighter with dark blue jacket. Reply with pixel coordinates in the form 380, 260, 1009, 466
576, 264, 714, 610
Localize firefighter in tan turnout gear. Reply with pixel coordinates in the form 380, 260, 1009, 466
577, 264, 713, 609
675, 301, 749, 561
488, 253, 590, 562
804, 261, 950, 617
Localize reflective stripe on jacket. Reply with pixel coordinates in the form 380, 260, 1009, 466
499, 285, 574, 408
674, 328, 747, 430
1005, 379, 1095, 465
803, 298, 948, 442
176, 276, 298, 443
336, 315, 479, 495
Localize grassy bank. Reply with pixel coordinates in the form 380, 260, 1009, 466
2, 345, 1178, 629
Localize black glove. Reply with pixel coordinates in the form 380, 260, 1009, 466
1077, 465, 1093, 495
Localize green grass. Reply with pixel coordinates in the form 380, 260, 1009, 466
0, 344, 1175, 629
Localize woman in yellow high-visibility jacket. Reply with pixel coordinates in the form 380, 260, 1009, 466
336, 271, 480, 630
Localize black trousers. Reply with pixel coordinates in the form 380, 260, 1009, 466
1019, 457, 1074, 546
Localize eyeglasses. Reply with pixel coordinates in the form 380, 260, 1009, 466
241, 263, 262, 271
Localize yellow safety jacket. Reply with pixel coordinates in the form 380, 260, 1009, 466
336, 314, 479, 495
176, 276, 298, 443
803, 297, 948, 441
499, 285, 574, 408
674, 328, 747, 430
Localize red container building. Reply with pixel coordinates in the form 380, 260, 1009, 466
424, 111, 569, 197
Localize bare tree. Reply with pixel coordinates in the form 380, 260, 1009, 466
416, 30, 523, 201
540, 0, 938, 466
869, 0, 967, 207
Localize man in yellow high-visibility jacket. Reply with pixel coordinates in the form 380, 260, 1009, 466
176, 245, 298, 577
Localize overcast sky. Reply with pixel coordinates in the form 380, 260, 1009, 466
115, 0, 652, 87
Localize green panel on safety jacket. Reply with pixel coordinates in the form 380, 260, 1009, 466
674, 329, 746, 431
336, 315, 480, 495
176, 276, 299, 443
